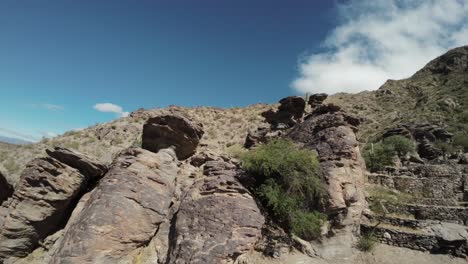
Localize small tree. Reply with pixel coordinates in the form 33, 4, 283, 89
383, 135, 415, 156
362, 143, 394, 172
241, 138, 326, 240
453, 133, 468, 152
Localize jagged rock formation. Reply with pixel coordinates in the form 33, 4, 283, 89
167, 161, 264, 264
327, 46, 468, 143
51, 147, 179, 263
0, 171, 13, 205
0, 47, 467, 263
0, 148, 107, 262
142, 113, 204, 160
308, 93, 328, 108
288, 103, 366, 260
46, 147, 108, 179
382, 123, 453, 160
245, 96, 307, 149
261, 96, 305, 129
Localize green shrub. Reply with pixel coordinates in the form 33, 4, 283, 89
241, 138, 326, 240
453, 133, 468, 152
357, 233, 376, 252
226, 144, 247, 159
290, 211, 327, 240
434, 140, 456, 155
383, 135, 415, 156
363, 143, 394, 172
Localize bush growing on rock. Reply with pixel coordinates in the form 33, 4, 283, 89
383, 135, 415, 156
241, 138, 326, 240
362, 143, 394, 172
357, 233, 376, 252
363, 135, 416, 172
453, 133, 468, 152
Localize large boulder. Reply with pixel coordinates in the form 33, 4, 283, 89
142, 113, 204, 160
167, 161, 264, 264
0, 158, 89, 260
0, 171, 13, 205
46, 147, 108, 179
262, 96, 306, 129
51, 147, 179, 263
308, 93, 328, 108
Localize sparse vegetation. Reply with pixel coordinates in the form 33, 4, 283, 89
241, 138, 326, 240
367, 186, 416, 213
363, 135, 416, 172
453, 133, 468, 152
363, 143, 394, 172
226, 144, 246, 159
383, 135, 415, 156
357, 233, 376, 252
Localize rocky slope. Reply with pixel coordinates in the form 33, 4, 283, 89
327, 45, 468, 143
0, 46, 467, 264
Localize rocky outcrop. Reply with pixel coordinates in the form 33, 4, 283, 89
288, 103, 366, 259
46, 147, 108, 179
167, 161, 264, 264
308, 93, 328, 108
382, 123, 453, 160
51, 148, 179, 263
0, 171, 13, 205
244, 126, 282, 149
262, 96, 305, 129
142, 113, 204, 160
0, 147, 108, 261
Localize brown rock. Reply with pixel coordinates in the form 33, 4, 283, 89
288, 108, 366, 225
262, 96, 306, 129
0, 157, 89, 260
46, 147, 108, 179
0, 171, 13, 205
142, 113, 204, 160
308, 93, 328, 107
167, 161, 264, 264
51, 147, 179, 263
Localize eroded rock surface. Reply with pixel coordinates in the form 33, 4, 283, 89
0, 171, 13, 205
46, 147, 108, 179
262, 96, 306, 128
0, 157, 91, 260
51, 147, 179, 263
288, 103, 366, 260
167, 160, 264, 264
142, 113, 204, 160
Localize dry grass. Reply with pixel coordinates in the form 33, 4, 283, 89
0, 104, 274, 186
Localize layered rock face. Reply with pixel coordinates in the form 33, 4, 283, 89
288, 104, 365, 226
261, 96, 306, 129
382, 123, 454, 160
0, 148, 107, 261
51, 147, 179, 263
0, 112, 267, 264
246, 96, 306, 148
142, 113, 204, 160
0, 171, 13, 205
288, 103, 366, 259
167, 161, 264, 264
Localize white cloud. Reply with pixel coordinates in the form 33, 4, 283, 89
93, 103, 129, 117
292, 0, 468, 95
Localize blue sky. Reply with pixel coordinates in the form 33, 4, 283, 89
0, 0, 338, 141
0, 0, 467, 141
